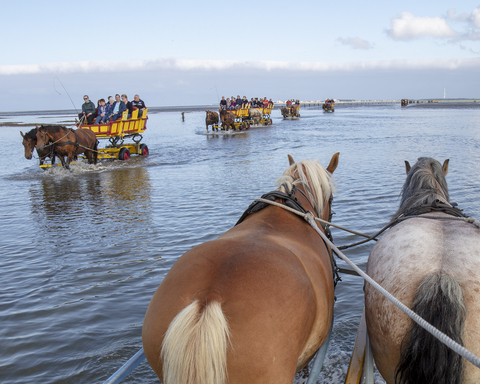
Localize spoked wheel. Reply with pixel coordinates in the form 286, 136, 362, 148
118, 147, 130, 161
140, 144, 149, 156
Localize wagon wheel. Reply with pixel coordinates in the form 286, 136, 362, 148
140, 144, 149, 156
118, 147, 130, 161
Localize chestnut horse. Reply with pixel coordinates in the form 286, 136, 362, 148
365, 157, 480, 384
143, 153, 340, 384
20, 127, 56, 165
219, 109, 235, 131
206, 110, 219, 132
35, 125, 98, 169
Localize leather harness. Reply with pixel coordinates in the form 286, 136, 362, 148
236, 183, 341, 286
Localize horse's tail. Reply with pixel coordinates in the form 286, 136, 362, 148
161, 300, 230, 384
395, 273, 466, 384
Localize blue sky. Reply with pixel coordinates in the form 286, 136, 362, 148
1, 1, 480, 111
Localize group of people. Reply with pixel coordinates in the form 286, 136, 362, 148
219, 95, 274, 111
286, 99, 300, 107
78, 94, 147, 125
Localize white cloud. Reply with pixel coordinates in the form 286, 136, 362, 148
386, 12, 458, 40
336, 37, 374, 50
447, 6, 480, 28
1, 57, 480, 77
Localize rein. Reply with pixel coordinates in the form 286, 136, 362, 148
256, 197, 480, 370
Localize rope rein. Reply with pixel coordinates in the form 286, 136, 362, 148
253, 197, 480, 370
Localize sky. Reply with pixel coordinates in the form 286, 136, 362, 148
1, 0, 480, 111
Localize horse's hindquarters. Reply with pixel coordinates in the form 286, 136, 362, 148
143, 228, 335, 383
365, 218, 480, 383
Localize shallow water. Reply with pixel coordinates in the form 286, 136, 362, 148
2, 105, 480, 383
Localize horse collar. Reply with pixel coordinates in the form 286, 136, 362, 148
235, 184, 309, 226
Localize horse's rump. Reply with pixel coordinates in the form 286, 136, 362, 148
395, 273, 466, 384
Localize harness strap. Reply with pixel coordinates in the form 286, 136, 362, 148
236, 186, 341, 286
235, 185, 307, 226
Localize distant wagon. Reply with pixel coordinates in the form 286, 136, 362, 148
211, 104, 273, 132
322, 99, 335, 113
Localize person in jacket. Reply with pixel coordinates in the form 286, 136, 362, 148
122, 94, 133, 118
132, 94, 147, 117
79, 95, 96, 124
104, 96, 115, 122
109, 94, 127, 122
94, 99, 106, 124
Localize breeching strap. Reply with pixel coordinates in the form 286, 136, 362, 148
253, 197, 480, 370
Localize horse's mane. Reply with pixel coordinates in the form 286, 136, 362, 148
40, 124, 67, 133
394, 157, 449, 218
25, 127, 38, 140
275, 159, 335, 217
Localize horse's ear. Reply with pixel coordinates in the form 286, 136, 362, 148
20, 131, 24, 138
326, 152, 339, 174
442, 159, 449, 176
405, 161, 411, 174
288, 154, 295, 166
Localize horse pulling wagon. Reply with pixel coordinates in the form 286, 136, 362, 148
207, 105, 273, 132
322, 100, 335, 113
281, 104, 301, 119
30, 108, 149, 169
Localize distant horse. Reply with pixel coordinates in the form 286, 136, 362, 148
219, 109, 235, 130
205, 110, 219, 132
36, 125, 98, 169
281, 106, 289, 118
143, 152, 340, 384
20, 127, 56, 165
249, 108, 263, 125
365, 157, 480, 384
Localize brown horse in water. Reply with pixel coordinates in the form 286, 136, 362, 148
35, 125, 98, 169
219, 109, 235, 131
365, 157, 480, 384
20, 127, 56, 165
143, 152, 340, 384
206, 110, 219, 132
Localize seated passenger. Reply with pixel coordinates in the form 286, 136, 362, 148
78, 95, 96, 124
236, 95, 242, 109
122, 94, 133, 118
220, 96, 227, 110
104, 96, 114, 122
109, 94, 127, 122
94, 99, 106, 124
262, 97, 269, 107
230, 98, 236, 110
242, 96, 249, 106
226, 97, 231, 110
132, 94, 147, 117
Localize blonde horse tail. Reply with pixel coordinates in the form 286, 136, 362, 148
395, 273, 466, 384
161, 300, 230, 384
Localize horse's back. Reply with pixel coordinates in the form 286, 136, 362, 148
365, 214, 480, 383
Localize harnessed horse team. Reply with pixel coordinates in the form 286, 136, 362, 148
141, 154, 480, 384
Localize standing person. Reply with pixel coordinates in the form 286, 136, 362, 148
78, 95, 96, 124
94, 99, 106, 124
109, 94, 126, 122
132, 94, 147, 117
